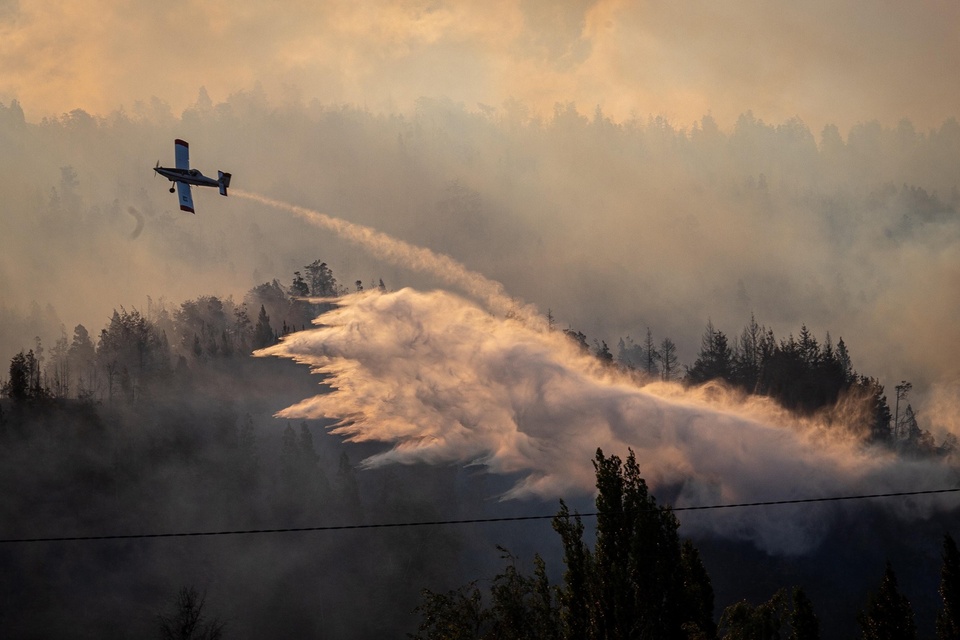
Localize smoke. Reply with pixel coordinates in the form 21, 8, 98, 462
244, 194, 959, 555
4, 1, 960, 135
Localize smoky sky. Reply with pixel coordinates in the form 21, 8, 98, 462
1, 0, 959, 134
1, 0, 959, 551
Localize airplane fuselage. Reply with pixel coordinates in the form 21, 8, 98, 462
154, 166, 220, 189
155, 139, 231, 213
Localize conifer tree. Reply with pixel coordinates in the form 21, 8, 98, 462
7, 351, 29, 400
687, 320, 733, 384
252, 304, 274, 349
642, 328, 659, 377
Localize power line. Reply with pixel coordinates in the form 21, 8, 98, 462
1, 487, 957, 544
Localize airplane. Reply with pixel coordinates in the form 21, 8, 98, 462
153, 139, 231, 213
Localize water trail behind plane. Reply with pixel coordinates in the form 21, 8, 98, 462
234, 190, 537, 322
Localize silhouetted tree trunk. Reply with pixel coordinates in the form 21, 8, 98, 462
660, 338, 680, 382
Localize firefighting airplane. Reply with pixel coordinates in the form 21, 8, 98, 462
153, 139, 231, 213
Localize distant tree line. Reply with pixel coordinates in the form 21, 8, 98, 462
3, 253, 954, 458
413, 448, 960, 640
1, 260, 386, 404
563, 315, 955, 458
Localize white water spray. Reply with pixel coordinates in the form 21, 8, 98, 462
240, 191, 960, 554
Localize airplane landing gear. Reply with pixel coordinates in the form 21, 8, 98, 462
169, 186, 176, 193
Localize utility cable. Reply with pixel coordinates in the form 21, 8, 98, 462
1, 487, 957, 544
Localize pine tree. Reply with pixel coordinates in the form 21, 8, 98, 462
836, 337, 854, 384
564, 329, 589, 353
642, 327, 659, 377
687, 320, 733, 384
252, 304, 274, 349
733, 314, 764, 392
7, 351, 29, 400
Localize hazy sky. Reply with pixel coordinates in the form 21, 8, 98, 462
2, 0, 958, 132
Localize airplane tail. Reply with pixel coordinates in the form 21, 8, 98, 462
218, 171, 232, 196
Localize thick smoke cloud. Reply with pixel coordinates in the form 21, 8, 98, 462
258, 287, 960, 555
2, 1, 959, 134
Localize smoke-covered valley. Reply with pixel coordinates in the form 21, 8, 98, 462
2, 94, 960, 637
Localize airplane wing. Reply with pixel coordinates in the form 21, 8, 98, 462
176, 181, 195, 213
174, 139, 190, 170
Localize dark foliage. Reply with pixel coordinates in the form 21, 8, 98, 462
857, 562, 916, 640
156, 587, 226, 640
413, 448, 715, 640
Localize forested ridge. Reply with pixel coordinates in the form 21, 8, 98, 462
4, 255, 951, 459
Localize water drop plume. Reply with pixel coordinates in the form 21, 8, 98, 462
258, 288, 960, 555
234, 190, 536, 321
240, 191, 959, 554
